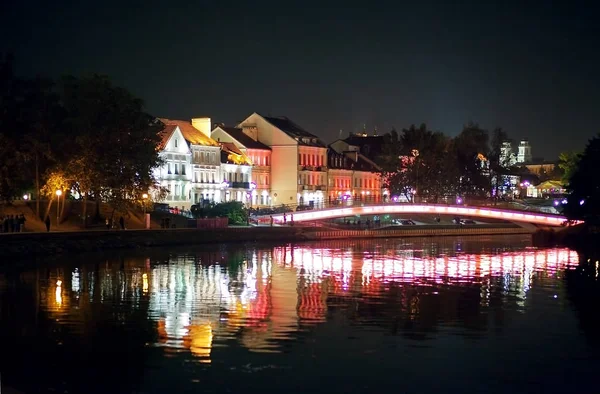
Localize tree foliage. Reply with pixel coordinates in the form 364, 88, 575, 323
558, 151, 582, 186
377, 123, 495, 203
0, 55, 164, 220
191, 201, 248, 225
563, 136, 600, 224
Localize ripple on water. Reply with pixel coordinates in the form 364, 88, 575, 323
0, 237, 592, 394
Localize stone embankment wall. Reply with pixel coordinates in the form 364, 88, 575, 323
0, 224, 531, 258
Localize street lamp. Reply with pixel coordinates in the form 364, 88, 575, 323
142, 193, 149, 214
23, 194, 29, 200
55, 190, 63, 226
412, 149, 420, 203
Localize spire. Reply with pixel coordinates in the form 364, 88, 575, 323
339, 129, 343, 138
374, 126, 378, 136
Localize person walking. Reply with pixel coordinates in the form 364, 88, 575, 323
45, 216, 51, 232
119, 216, 125, 230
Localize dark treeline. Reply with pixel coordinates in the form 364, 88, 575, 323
0, 54, 164, 221
376, 123, 519, 203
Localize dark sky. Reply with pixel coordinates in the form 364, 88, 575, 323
2, 0, 598, 159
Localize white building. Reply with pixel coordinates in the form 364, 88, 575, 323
499, 141, 517, 167
517, 140, 532, 164
157, 118, 222, 209
211, 125, 272, 207
218, 141, 253, 205
237, 113, 327, 208
155, 123, 193, 209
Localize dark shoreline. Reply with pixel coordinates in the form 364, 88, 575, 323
0, 223, 535, 259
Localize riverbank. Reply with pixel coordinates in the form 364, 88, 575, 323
0, 223, 535, 259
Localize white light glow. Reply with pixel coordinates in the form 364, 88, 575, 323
267, 204, 573, 226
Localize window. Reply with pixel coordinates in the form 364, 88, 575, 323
175, 138, 178, 148
181, 164, 186, 175
167, 163, 172, 174
266, 155, 270, 166
174, 164, 179, 175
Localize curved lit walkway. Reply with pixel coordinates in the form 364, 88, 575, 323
265, 204, 568, 226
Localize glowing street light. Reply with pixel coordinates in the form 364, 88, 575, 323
142, 193, 149, 214
23, 194, 29, 200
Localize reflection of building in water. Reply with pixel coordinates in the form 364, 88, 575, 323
148, 250, 282, 358
149, 262, 233, 362
271, 245, 579, 333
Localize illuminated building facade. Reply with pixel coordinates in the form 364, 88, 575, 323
238, 113, 327, 207
211, 125, 272, 207
156, 118, 222, 209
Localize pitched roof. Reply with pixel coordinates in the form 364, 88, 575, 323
259, 114, 326, 147
159, 118, 219, 147
327, 148, 381, 172
220, 141, 243, 156
215, 126, 271, 150
158, 124, 178, 150
342, 134, 385, 159
219, 141, 252, 165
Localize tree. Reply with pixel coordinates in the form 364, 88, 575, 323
453, 123, 490, 199
0, 53, 27, 202
17, 77, 64, 217
193, 201, 248, 225
563, 135, 600, 224
377, 125, 460, 203
59, 75, 164, 219
558, 151, 582, 186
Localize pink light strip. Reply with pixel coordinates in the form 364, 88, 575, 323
268, 204, 574, 226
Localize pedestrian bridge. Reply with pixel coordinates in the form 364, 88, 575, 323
264, 204, 569, 227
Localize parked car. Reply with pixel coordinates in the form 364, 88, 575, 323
461, 219, 476, 225
296, 205, 314, 212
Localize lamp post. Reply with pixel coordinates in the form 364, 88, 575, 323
249, 182, 256, 208
411, 149, 420, 203
142, 193, 148, 214
55, 190, 62, 226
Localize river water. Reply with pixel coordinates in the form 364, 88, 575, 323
1, 235, 599, 394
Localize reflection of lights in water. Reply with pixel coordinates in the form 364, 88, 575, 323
184, 323, 213, 363
276, 247, 579, 302
142, 273, 149, 293
71, 269, 80, 293
55, 279, 63, 306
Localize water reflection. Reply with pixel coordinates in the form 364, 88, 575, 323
0, 237, 586, 393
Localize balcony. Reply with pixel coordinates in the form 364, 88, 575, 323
230, 181, 250, 189
299, 165, 327, 172
167, 195, 188, 202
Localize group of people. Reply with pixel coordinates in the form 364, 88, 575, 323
105, 216, 126, 230
1, 214, 26, 233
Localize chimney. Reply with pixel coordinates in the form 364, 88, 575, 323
191, 117, 211, 138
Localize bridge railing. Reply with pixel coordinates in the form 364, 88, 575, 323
252, 197, 561, 219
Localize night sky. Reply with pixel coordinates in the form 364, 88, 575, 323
2, 0, 598, 159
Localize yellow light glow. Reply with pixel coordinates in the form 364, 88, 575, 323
142, 193, 148, 199
183, 323, 213, 363
55, 190, 62, 196
142, 273, 149, 293
55, 281, 62, 306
